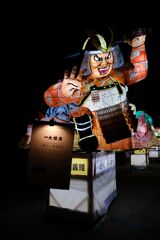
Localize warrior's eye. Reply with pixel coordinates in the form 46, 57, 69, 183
94, 55, 101, 61
105, 52, 112, 60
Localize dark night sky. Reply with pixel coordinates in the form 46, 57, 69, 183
7, 21, 160, 134
2, 1, 160, 187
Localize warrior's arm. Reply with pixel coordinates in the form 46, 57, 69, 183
122, 31, 148, 85
124, 43, 148, 85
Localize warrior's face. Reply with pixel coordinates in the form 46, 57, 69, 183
89, 51, 113, 79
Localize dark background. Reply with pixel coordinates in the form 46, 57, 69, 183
12, 22, 160, 130
2, 9, 160, 240
1, 20, 160, 153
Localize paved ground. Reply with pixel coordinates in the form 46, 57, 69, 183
1, 148, 160, 240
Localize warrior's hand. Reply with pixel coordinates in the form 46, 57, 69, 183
62, 65, 84, 98
124, 27, 146, 48
126, 35, 146, 48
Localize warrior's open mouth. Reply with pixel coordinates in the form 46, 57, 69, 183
98, 66, 110, 75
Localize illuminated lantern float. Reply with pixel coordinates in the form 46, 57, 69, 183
130, 111, 156, 168
41, 27, 150, 223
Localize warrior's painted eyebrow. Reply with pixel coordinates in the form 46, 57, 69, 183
107, 52, 111, 57
94, 54, 101, 60
68, 83, 79, 87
